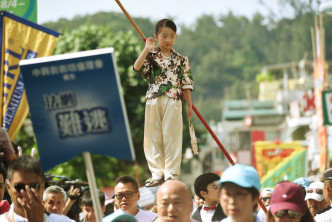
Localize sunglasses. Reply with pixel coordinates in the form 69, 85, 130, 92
274, 210, 301, 219
307, 188, 323, 195
261, 197, 271, 201
13, 183, 41, 192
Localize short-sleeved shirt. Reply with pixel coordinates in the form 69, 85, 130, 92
315, 205, 332, 222
135, 47, 194, 100
257, 206, 269, 222
135, 209, 157, 222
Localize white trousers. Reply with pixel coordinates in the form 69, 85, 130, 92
144, 95, 183, 178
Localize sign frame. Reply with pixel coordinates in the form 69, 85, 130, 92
19, 48, 135, 170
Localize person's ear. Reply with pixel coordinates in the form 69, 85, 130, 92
137, 191, 140, 200
6, 179, 10, 191
102, 205, 106, 214
200, 191, 207, 199
326, 186, 332, 199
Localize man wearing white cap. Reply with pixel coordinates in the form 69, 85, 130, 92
260, 188, 274, 207
306, 181, 329, 216
257, 188, 274, 221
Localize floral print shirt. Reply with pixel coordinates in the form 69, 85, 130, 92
135, 47, 194, 100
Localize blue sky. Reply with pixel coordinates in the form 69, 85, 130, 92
38, 0, 290, 25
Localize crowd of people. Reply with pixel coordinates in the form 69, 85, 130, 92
2, 126, 332, 222
1, 152, 332, 222
1, 16, 332, 221
2, 129, 332, 222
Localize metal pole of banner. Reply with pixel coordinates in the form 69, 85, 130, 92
114, 0, 267, 213
83, 152, 103, 222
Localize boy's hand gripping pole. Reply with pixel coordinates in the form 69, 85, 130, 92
115, 0, 267, 214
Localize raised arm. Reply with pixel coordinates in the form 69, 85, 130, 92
133, 37, 155, 71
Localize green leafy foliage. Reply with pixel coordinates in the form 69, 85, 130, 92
15, 1, 332, 185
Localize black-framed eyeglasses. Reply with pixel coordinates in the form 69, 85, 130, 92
13, 183, 41, 192
115, 191, 137, 200
261, 197, 271, 201
207, 185, 221, 191
274, 210, 301, 219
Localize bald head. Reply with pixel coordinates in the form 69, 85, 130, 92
157, 180, 191, 201
156, 180, 193, 222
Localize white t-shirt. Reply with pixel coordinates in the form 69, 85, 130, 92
0, 204, 75, 222
135, 209, 157, 222
315, 205, 332, 222
257, 206, 269, 222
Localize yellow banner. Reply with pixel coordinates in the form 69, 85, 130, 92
0, 11, 59, 139
261, 149, 307, 188
255, 141, 306, 178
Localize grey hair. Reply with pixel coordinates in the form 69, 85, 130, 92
43, 185, 67, 202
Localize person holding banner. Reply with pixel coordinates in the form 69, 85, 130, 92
133, 18, 194, 187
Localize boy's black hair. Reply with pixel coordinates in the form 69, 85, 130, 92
221, 182, 260, 199
81, 189, 105, 207
115, 175, 138, 191
194, 173, 220, 200
7, 155, 43, 182
155, 18, 177, 34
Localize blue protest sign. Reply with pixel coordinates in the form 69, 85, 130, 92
19, 48, 135, 170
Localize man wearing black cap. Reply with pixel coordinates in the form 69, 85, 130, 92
314, 168, 332, 221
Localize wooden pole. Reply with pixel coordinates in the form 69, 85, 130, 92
83, 152, 103, 222
115, 0, 146, 41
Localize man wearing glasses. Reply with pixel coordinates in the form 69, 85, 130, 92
305, 181, 329, 216
0, 155, 74, 221
114, 176, 157, 222
192, 173, 226, 222
256, 187, 273, 221
260, 188, 273, 207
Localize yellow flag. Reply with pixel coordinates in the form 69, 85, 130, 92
0, 11, 59, 139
